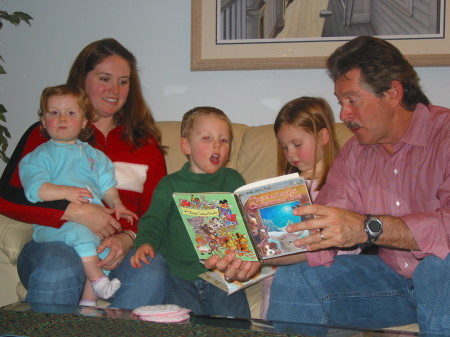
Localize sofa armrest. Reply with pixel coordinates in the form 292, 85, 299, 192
0, 214, 33, 265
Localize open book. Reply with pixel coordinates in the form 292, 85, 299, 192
173, 173, 314, 262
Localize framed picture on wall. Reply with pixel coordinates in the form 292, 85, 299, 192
191, 0, 450, 70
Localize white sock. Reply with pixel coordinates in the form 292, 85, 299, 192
91, 276, 121, 299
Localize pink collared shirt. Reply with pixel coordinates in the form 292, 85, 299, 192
308, 103, 450, 279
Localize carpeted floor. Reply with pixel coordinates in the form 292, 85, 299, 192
0, 310, 303, 337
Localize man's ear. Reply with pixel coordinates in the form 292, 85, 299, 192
386, 80, 404, 107
180, 137, 191, 155
319, 128, 330, 146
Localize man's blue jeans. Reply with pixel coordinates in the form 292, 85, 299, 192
17, 240, 169, 310
267, 254, 450, 335
163, 273, 250, 318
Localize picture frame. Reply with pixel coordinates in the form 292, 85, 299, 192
191, 0, 450, 71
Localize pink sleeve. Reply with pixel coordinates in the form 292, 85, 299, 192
306, 249, 338, 267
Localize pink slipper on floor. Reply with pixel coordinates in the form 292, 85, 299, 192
139, 313, 191, 323
132, 304, 191, 323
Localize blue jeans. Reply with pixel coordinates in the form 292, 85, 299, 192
267, 254, 450, 335
163, 274, 250, 318
17, 240, 169, 310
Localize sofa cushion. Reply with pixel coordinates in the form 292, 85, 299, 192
335, 123, 354, 147
237, 124, 278, 183
0, 214, 33, 265
156, 121, 186, 175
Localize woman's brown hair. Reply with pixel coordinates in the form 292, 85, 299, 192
66, 38, 162, 149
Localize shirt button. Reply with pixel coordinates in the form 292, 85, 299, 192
396, 201, 400, 207
404, 262, 409, 268
394, 169, 399, 174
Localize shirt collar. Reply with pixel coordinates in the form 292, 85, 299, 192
180, 161, 223, 183
396, 103, 430, 148
91, 123, 124, 135
49, 138, 85, 147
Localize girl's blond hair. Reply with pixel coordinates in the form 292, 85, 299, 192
181, 106, 232, 141
274, 97, 340, 191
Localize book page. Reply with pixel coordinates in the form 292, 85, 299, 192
173, 192, 259, 261
234, 173, 301, 193
234, 173, 313, 260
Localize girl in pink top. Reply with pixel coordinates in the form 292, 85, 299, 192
258, 97, 345, 319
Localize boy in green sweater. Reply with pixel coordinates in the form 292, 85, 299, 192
131, 106, 250, 318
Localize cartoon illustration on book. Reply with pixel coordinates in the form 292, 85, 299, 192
239, 192, 310, 258
175, 195, 259, 261
174, 173, 314, 262
253, 200, 307, 257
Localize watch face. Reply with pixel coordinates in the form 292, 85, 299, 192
368, 219, 382, 233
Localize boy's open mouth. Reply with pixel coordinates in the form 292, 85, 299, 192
210, 153, 220, 164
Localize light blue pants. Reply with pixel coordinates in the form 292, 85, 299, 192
32, 221, 112, 274
267, 254, 450, 335
32, 221, 101, 257
163, 273, 251, 318
18, 240, 169, 310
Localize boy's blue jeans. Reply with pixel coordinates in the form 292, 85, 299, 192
267, 254, 450, 335
163, 273, 251, 318
17, 240, 169, 310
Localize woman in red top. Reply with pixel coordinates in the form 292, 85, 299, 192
0, 38, 168, 309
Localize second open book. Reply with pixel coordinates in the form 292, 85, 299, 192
173, 173, 314, 262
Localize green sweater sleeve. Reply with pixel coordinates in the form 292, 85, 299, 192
135, 177, 172, 251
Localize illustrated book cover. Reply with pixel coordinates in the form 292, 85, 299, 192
172, 173, 313, 262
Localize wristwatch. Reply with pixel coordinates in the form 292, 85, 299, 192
362, 215, 383, 246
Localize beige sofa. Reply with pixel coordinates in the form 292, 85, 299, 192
0, 121, 418, 331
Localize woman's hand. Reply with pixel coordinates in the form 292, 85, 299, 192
63, 203, 122, 240
97, 232, 134, 270
204, 252, 262, 282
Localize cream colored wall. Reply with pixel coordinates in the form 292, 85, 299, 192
1, 0, 450, 175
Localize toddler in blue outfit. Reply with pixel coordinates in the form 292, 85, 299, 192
19, 84, 137, 306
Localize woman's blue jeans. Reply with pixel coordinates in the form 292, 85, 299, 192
267, 254, 450, 335
17, 240, 168, 310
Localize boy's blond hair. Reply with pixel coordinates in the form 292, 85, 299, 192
38, 84, 97, 141
180, 106, 233, 141
274, 96, 340, 191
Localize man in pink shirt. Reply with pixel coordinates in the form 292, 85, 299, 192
206, 36, 450, 334
266, 36, 450, 334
